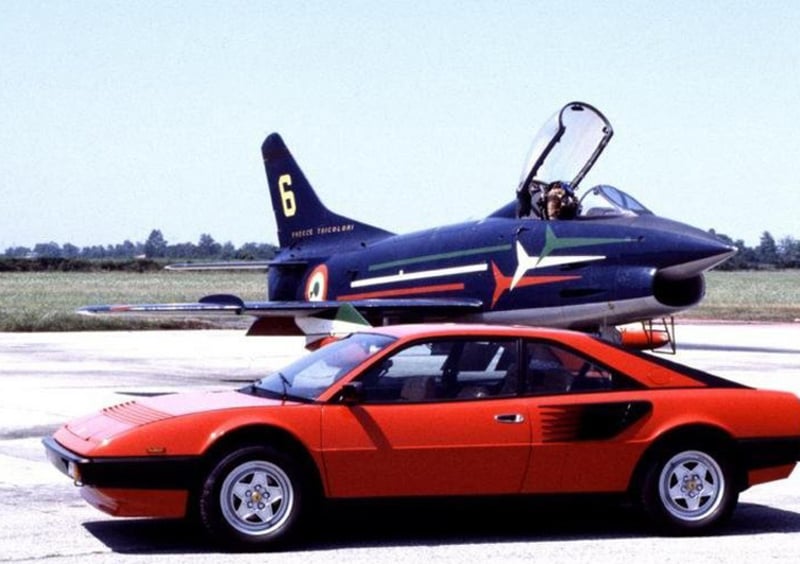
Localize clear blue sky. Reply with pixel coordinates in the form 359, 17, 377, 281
2, 1, 799, 251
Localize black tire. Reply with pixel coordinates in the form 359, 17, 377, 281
639, 445, 738, 535
199, 445, 310, 550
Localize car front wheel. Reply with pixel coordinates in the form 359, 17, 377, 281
640, 446, 738, 534
199, 446, 308, 550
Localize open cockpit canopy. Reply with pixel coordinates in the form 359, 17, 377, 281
518, 102, 613, 194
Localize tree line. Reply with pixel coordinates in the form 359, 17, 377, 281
712, 230, 800, 270
3, 228, 800, 270
2, 230, 278, 262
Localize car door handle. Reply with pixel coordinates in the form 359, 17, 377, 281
494, 413, 525, 424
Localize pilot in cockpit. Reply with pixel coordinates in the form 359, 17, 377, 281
517, 180, 580, 220
515, 102, 612, 221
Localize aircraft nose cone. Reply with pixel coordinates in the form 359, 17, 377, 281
657, 230, 737, 280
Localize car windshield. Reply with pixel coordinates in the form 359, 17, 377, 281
247, 333, 396, 401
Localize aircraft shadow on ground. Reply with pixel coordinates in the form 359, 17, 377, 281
82, 498, 800, 554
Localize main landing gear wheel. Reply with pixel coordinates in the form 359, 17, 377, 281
199, 446, 310, 550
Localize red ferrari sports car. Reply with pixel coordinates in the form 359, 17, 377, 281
44, 324, 800, 549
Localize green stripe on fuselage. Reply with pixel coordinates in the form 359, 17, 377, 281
369, 244, 512, 271
540, 225, 632, 261
369, 227, 631, 272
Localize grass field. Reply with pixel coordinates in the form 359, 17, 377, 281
1, 269, 798, 332
682, 270, 800, 322
0, 271, 267, 331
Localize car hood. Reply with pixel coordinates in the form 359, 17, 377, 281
65, 390, 287, 444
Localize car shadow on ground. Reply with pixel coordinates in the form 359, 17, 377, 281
83, 498, 800, 554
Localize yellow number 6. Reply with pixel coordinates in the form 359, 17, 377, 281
278, 174, 296, 217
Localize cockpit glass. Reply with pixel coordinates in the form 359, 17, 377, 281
518, 112, 560, 187
596, 185, 650, 213
518, 102, 613, 191
578, 185, 653, 217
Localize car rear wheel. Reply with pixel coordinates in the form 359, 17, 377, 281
640, 446, 738, 534
199, 445, 308, 550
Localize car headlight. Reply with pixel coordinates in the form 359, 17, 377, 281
67, 461, 83, 486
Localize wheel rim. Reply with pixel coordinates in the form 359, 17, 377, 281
658, 450, 725, 522
219, 460, 294, 536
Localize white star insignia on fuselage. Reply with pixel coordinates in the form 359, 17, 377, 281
511, 241, 605, 290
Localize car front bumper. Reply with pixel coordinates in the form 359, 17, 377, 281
43, 436, 198, 517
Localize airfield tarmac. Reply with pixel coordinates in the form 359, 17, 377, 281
1, 322, 800, 563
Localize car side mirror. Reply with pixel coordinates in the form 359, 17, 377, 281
338, 382, 364, 404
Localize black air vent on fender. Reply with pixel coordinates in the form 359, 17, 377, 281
539, 401, 652, 442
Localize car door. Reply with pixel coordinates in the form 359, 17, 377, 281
320, 337, 532, 498
518, 338, 651, 494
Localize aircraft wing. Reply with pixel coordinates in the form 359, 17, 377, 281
78, 295, 246, 316
78, 294, 484, 341
164, 261, 271, 271
239, 297, 483, 318
79, 294, 482, 317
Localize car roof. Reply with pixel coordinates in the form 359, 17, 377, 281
352, 323, 713, 390
358, 323, 591, 342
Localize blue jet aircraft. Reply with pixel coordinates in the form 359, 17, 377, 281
83, 102, 735, 348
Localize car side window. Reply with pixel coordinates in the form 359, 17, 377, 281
522, 340, 618, 395
357, 338, 517, 403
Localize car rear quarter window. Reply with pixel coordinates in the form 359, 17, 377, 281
520, 339, 640, 395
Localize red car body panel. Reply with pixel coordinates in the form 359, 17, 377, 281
81, 487, 188, 518
59, 392, 323, 458
320, 399, 532, 497
44, 324, 800, 521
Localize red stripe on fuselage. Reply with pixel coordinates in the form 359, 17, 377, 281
337, 283, 465, 301
491, 262, 580, 308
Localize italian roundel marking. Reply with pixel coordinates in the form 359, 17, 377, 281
305, 265, 328, 301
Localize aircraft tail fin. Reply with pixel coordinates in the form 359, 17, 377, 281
262, 134, 393, 249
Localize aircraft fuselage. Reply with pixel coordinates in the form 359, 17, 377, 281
269, 211, 734, 330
